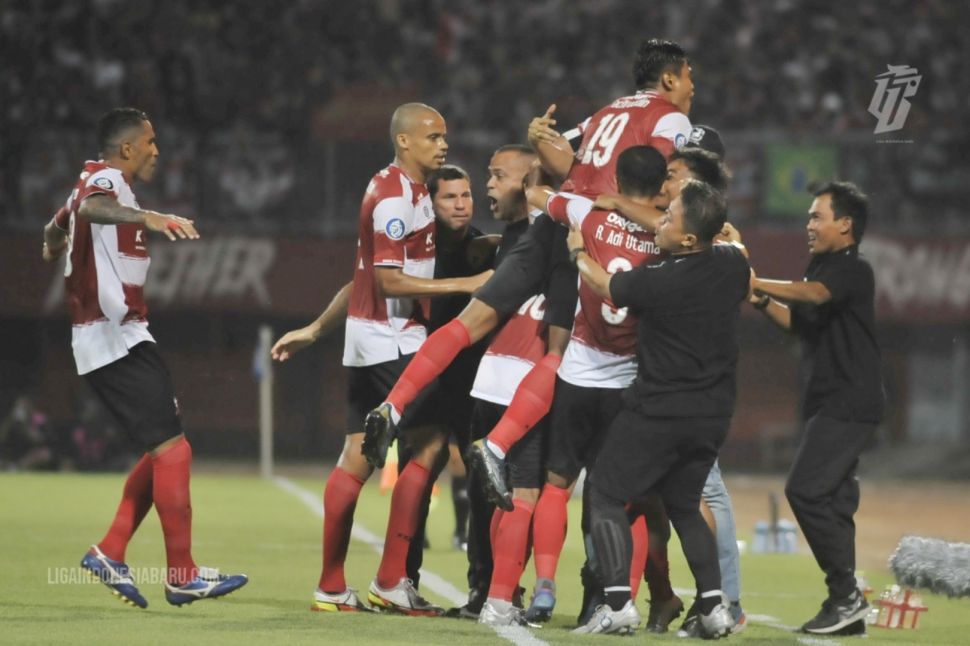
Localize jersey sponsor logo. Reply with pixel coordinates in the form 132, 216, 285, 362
605, 212, 647, 233
385, 218, 405, 240
93, 177, 114, 191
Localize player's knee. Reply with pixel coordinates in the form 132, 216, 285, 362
546, 470, 572, 489
458, 300, 499, 342
513, 487, 540, 505
337, 434, 373, 480
546, 325, 571, 355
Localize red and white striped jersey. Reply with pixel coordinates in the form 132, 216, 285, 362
470, 293, 548, 406
546, 192, 661, 388
343, 163, 436, 367
563, 91, 691, 197
57, 160, 155, 375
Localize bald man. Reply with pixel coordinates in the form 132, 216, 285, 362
310, 103, 491, 615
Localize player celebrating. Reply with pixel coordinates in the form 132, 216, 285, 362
571, 180, 747, 637
302, 103, 490, 615
363, 38, 695, 501
42, 107, 248, 609
519, 145, 669, 622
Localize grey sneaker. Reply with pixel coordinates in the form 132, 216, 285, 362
800, 590, 869, 634
698, 603, 734, 639
572, 600, 641, 635
479, 599, 528, 626
467, 439, 512, 511
362, 403, 396, 468
367, 577, 443, 616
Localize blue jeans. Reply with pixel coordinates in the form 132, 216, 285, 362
703, 460, 741, 604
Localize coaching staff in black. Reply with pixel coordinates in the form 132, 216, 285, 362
751, 180, 884, 635
568, 179, 749, 638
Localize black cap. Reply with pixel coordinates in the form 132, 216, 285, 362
686, 125, 725, 159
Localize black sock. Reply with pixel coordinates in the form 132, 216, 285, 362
604, 588, 631, 612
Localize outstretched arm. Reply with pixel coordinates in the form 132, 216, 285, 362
753, 277, 831, 306
375, 267, 493, 298
527, 104, 574, 182
79, 195, 199, 241
271, 281, 352, 361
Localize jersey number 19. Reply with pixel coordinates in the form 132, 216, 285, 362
580, 113, 630, 168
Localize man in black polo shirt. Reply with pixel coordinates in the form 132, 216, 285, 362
751, 180, 883, 635
568, 179, 748, 638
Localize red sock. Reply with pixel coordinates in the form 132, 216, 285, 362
490, 508, 505, 547
386, 319, 471, 414
98, 454, 154, 562
488, 498, 535, 601
376, 461, 431, 588
150, 437, 197, 585
487, 354, 560, 453
645, 525, 674, 601
629, 513, 649, 599
319, 467, 365, 593
533, 483, 570, 580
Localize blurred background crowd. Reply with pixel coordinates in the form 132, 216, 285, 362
2, 0, 968, 234
2, 0, 968, 472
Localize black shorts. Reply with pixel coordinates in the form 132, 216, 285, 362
476, 214, 559, 315
83, 341, 182, 452
546, 378, 624, 481
591, 411, 729, 512
469, 398, 547, 490
422, 341, 486, 453
346, 354, 436, 434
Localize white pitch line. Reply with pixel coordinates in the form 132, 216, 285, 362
273, 476, 549, 646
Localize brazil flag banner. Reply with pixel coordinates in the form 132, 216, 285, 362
765, 143, 838, 215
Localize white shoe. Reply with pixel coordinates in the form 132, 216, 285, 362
572, 600, 641, 635
368, 578, 443, 616
479, 599, 527, 626
311, 587, 371, 612
699, 603, 735, 639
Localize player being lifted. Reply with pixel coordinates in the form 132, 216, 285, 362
362, 38, 694, 494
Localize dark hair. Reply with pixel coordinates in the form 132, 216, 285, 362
679, 179, 727, 243
97, 107, 149, 155
427, 164, 470, 200
809, 180, 869, 242
633, 39, 688, 90
669, 148, 731, 192
493, 143, 535, 157
616, 145, 667, 197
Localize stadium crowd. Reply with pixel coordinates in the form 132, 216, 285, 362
2, 0, 967, 232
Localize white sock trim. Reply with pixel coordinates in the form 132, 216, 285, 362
701, 589, 724, 599
388, 404, 402, 425
485, 439, 506, 459
604, 586, 632, 592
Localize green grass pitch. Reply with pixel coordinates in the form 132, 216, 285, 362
0, 471, 965, 644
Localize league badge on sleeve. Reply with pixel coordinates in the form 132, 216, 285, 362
93, 177, 115, 191
385, 218, 406, 240
674, 132, 688, 149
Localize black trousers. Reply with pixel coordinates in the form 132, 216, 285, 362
785, 414, 877, 600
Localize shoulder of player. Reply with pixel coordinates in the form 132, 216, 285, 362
81, 163, 125, 192
368, 164, 413, 199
